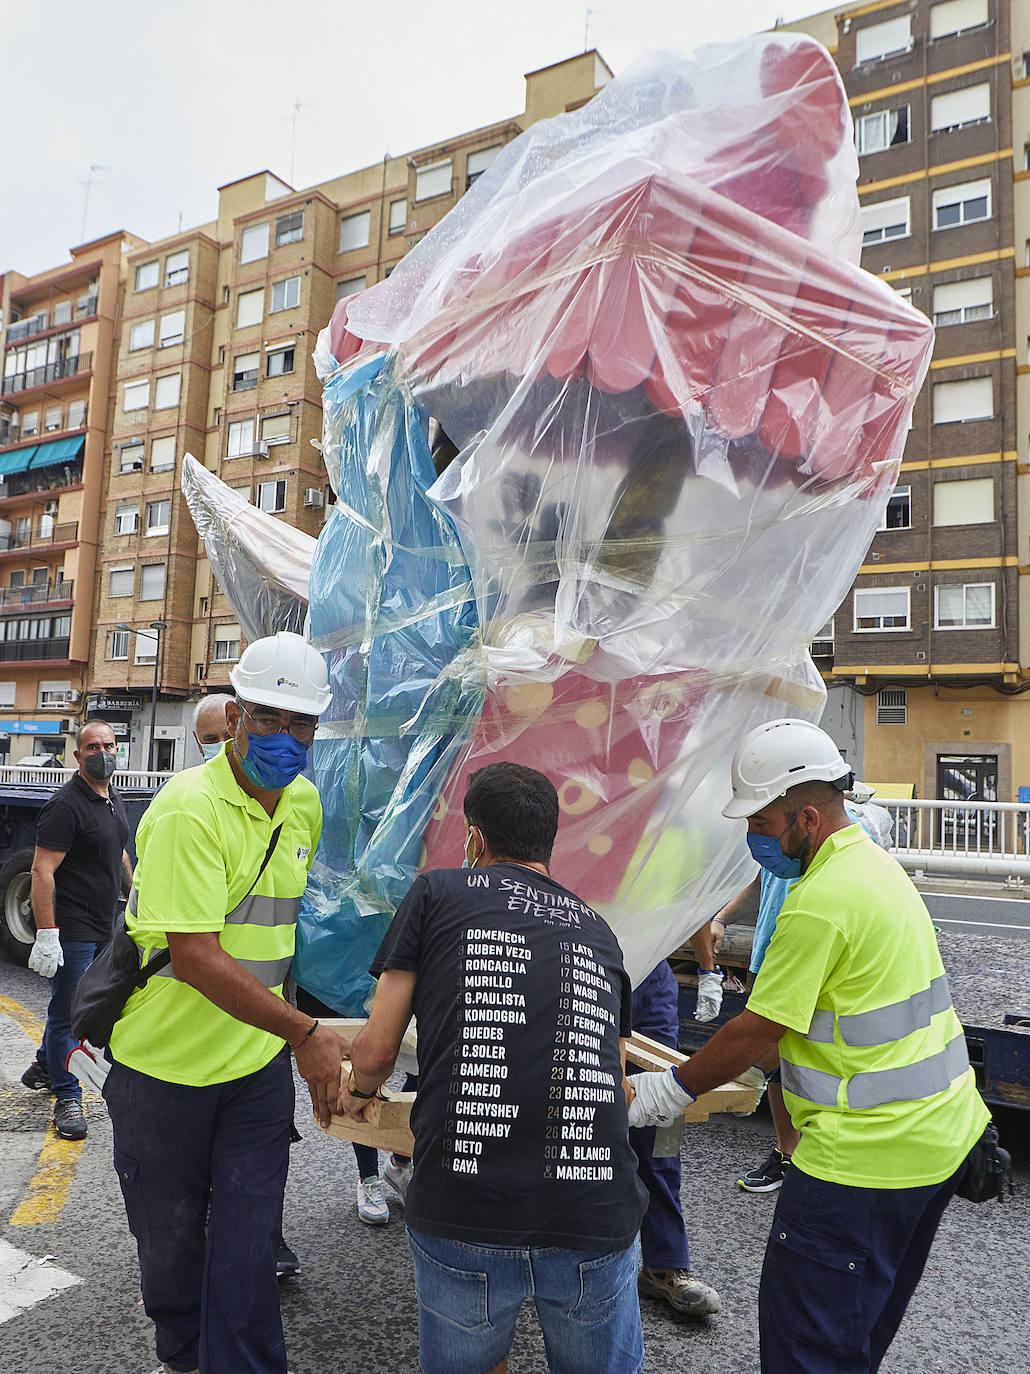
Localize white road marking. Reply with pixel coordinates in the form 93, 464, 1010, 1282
934, 917, 1030, 931
0, 1239, 81, 1323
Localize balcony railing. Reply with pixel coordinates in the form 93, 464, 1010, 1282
0, 465, 83, 502
0, 637, 70, 662
4, 299, 96, 347
0, 579, 73, 609
1, 352, 93, 396
0, 522, 78, 552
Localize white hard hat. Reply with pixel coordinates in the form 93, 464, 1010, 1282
230, 631, 331, 715
722, 718, 852, 820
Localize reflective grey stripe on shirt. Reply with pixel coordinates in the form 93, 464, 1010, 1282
224, 894, 301, 928
806, 1009, 835, 1044
152, 953, 293, 990
779, 1059, 842, 1107
805, 975, 954, 1050
782, 1032, 970, 1111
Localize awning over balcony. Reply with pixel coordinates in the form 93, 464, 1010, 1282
0, 446, 38, 476
29, 435, 85, 469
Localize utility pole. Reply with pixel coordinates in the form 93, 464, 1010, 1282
80, 164, 108, 243
289, 101, 311, 187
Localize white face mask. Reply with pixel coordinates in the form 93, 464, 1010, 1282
200, 741, 223, 762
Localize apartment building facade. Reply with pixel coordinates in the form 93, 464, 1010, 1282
785, 0, 1030, 803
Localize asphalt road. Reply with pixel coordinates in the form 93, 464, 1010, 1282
1, 955, 1027, 1374
923, 891, 1030, 941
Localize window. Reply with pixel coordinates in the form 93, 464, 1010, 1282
861, 197, 910, 245
811, 619, 834, 657
880, 485, 911, 529
929, 0, 988, 40
135, 261, 159, 292
240, 223, 269, 264
257, 479, 287, 513
339, 211, 371, 252
213, 624, 241, 661
876, 689, 907, 726
930, 83, 990, 133
114, 506, 139, 535
106, 630, 129, 660
932, 178, 991, 229
39, 680, 71, 708
124, 380, 150, 412
933, 376, 993, 423
336, 275, 365, 301
466, 145, 502, 188
270, 277, 301, 313
260, 413, 290, 446
134, 628, 158, 663
145, 499, 170, 536
164, 250, 189, 287
275, 210, 304, 246
854, 586, 910, 631
109, 566, 134, 597
21, 411, 38, 437
933, 476, 994, 526
154, 373, 180, 410
0, 681, 15, 708
855, 105, 910, 155
266, 346, 295, 378
44, 405, 62, 432
388, 199, 407, 234
855, 16, 912, 64
232, 352, 259, 391
67, 399, 86, 428
119, 443, 144, 473
159, 310, 185, 346
129, 319, 155, 351
139, 563, 165, 600
932, 276, 992, 326
935, 582, 994, 629
227, 418, 255, 457
237, 289, 264, 328
415, 159, 452, 201
151, 435, 176, 471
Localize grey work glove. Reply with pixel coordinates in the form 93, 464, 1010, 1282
695, 970, 724, 1022
66, 1040, 110, 1092
28, 927, 63, 979
627, 1067, 696, 1129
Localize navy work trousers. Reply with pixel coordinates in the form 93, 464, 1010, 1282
629, 962, 691, 1271
759, 1159, 965, 1373
104, 1047, 294, 1374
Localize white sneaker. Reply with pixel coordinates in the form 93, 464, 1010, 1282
356, 1175, 389, 1225
383, 1154, 413, 1202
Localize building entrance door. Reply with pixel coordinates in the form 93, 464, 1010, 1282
937, 753, 998, 847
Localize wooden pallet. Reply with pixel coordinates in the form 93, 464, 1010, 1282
626, 1031, 761, 1122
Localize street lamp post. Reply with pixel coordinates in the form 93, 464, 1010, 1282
114, 619, 168, 773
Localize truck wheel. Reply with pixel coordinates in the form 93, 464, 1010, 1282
0, 848, 36, 965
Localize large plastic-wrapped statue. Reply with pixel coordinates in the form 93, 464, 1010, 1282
187, 35, 934, 1011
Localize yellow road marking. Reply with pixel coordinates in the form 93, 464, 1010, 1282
0, 994, 45, 1045
9, 1124, 85, 1227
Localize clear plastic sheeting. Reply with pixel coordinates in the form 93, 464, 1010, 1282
291, 33, 935, 995
181, 454, 315, 641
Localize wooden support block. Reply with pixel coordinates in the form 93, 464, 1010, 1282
626, 1031, 762, 1118
318, 1058, 416, 1154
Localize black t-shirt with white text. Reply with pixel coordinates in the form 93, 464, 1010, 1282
371, 863, 648, 1251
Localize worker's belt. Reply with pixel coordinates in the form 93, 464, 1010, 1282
781, 1032, 970, 1110
805, 974, 954, 1048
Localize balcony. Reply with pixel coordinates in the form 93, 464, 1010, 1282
0, 637, 71, 662
0, 579, 74, 610
0, 522, 78, 553
4, 298, 98, 347
2, 352, 93, 397
0, 463, 83, 501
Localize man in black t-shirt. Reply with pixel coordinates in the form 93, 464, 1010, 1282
22, 720, 131, 1141
345, 762, 647, 1374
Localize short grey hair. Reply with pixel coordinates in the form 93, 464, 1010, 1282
192, 693, 234, 731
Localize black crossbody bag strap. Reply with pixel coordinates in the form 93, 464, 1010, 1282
136, 822, 284, 985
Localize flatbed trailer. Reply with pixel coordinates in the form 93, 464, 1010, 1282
670, 922, 1030, 1112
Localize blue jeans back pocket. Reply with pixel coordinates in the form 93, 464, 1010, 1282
570, 1245, 636, 1326
408, 1231, 491, 1333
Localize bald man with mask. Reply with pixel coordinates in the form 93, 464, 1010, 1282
193, 694, 234, 763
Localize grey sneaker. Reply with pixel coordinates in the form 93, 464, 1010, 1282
356, 1175, 389, 1226
21, 1061, 52, 1092
383, 1154, 413, 1202
53, 1099, 87, 1141
639, 1267, 721, 1317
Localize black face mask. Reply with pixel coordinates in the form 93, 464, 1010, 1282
84, 752, 117, 781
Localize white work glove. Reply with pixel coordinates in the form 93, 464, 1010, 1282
736, 1064, 769, 1090
628, 1067, 696, 1130
66, 1040, 110, 1092
695, 970, 723, 1023
28, 927, 63, 979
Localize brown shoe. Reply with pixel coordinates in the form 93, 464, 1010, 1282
638, 1267, 721, 1317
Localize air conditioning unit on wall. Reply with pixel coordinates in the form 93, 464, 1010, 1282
303, 488, 324, 508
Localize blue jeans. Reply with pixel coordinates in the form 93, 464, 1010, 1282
35, 938, 106, 1101
104, 1048, 294, 1374
407, 1229, 643, 1374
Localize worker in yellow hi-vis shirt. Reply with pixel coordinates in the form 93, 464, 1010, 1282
629, 718, 990, 1374
104, 632, 346, 1374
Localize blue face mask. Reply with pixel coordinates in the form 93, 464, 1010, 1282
746, 814, 804, 880
239, 730, 309, 790
200, 741, 224, 763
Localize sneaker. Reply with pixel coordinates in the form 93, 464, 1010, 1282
21, 1061, 52, 1093
738, 1147, 791, 1193
276, 1235, 301, 1280
356, 1175, 389, 1226
639, 1267, 721, 1318
53, 1099, 87, 1141
383, 1154, 413, 1202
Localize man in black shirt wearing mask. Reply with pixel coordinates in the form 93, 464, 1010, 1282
21, 719, 131, 1140
345, 762, 648, 1374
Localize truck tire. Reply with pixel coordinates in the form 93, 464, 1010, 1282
0, 848, 36, 965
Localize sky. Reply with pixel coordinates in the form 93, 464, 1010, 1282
1, 0, 826, 278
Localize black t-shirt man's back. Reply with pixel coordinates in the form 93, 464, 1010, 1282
371, 863, 648, 1252
35, 773, 129, 942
